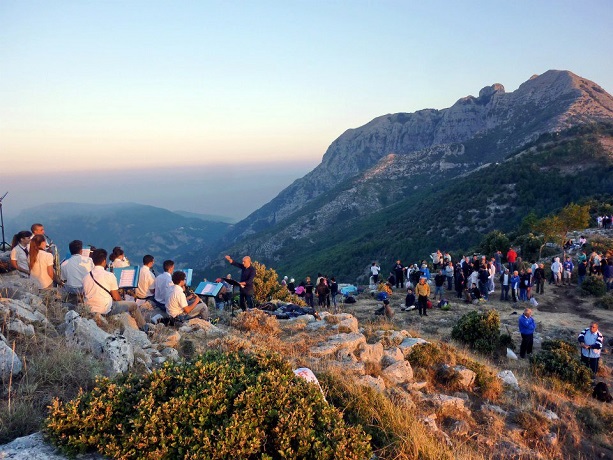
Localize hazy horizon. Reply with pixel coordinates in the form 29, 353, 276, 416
1, 159, 318, 222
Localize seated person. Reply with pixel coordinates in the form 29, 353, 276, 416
82, 248, 147, 330
402, 288, 416, 311
375, 299, 394, 319
29, 234, 54, 290
469, 283, 481, 301
154, 260, 175, 309
10, 230, 32, 276
109, 246, 129, 270
166, 270, 208, 322
60, 240, 94, 297
135, 255, 156, 301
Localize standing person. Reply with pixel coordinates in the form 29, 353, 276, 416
551, 257, 563, 286
494, 250, 502, 275
329, 277, 339, 311
82, 248, 147, 330
445, 261, 454, 291
506, 247, 517, 273
154, 260, 175, 309
434, 270, 445, 301
431, 250, 442, 271
533, 263, 546, 294
563, 256, 574, 286
287, 278, 296, 294
303, 276, 314, 307
577, 259, 588, 287
60, 240, 94, 298
510, 270, 520, 303
315, 277, 329, 308
10, 230, 32, 275
135, 255, 156, 301
224, 255, 256, 311
578, 322, 604, 375
518, 308, 536, 359
454, 265, 465, 299
370, 262, 381, 284
29, 234, 54, 289
415, 276, 431, 317
499, 268, 510, 301
392, 260, 405, 289
478, 265, 490, 300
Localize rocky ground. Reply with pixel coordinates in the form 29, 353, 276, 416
1, 262, 612, 459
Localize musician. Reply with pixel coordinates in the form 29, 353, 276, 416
224, 255, 256, 311
10, 230, 32, 275
154, 260, 175, 309
135, 255, 156, 301
60, 240, 94, 297
166, 270, 208, 321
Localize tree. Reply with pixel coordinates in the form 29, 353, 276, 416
252, 261, 305, 305
478, 230, 510, 257
534, 203, 590, 258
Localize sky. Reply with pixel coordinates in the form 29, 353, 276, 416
1, 0, 612, 220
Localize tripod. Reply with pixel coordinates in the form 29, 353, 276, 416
0, 192, 9, 252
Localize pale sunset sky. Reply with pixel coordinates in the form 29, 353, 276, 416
1, 1, 612, 219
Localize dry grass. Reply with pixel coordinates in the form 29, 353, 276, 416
230, 309, 281, 336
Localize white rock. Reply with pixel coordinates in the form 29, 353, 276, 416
335, 316, 359, 334
453, 365, 476, 388
381, 360, 414, 385
162, 331, 182, 348
1, 298, 50, 326
381, 347, 405, 367
497, 370, 519, 389
0, 431, 104, 459
398, 337, 428, 357
481, 403, 508, 416
161, 347, 179, 361
357, 375, 386, 392
506, 348, 518, 360
429, 394, 467, 411
7, 318, 35, 337
357, 342, 384, 365
103, 335, 135, 375
187, 318, 224, 337
538, 407, 559, 421
0, 339, 23, 379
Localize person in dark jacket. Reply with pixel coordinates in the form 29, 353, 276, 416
392, 260, 405, 289
478, 265, 490, 300
518, 308, 536, 358
403, 288, 416, 311
533, 263, 545, 294
329, 277, 339, 311
454, 265, 465, 299
316, 278, 330, 308
224, 255, 256, 311
577, 260, 588, 286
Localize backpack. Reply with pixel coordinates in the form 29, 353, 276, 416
593, 382, 613, 403
376, 292, 388, 301
427, 300, 433, 309
345, 296, 356, 304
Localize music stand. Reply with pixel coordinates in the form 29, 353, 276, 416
223, 277, 242, 317
0, 192, 9, 252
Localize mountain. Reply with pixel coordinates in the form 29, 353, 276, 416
173, 210, 236, 224
7, 203, 231, 272
200, 70, 613, 280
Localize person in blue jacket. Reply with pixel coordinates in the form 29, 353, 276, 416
518, 307, 536, 358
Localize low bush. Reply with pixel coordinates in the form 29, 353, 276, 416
595, 294, 613, 309
579, 276, 607, 297
45, 350, 371, 460
253, 261, 305, 305
451, 310, 502, 354
530, 340, 592, 390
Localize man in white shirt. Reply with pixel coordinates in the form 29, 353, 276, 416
166, 270, 208, 322
60, 240, 94, 297
154, 260, 175, 309
10, 230, 32, 275
82, 248, 147, 330
135, 254, 156, 300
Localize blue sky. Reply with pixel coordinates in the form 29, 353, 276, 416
1, 1, 612, 218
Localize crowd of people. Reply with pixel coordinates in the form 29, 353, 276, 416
7, 223, 264, 330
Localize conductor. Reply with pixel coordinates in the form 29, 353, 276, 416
224, 255, 256, 311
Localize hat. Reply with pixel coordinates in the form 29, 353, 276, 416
226, 274, 232, 278
290, 278, 295, 283
284, 276, 288, 280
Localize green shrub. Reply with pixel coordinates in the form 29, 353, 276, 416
530, 340, 592, 390
45, 351, 371, 460
451, 310, 501, 354
579, 276, 607, 297
595, 294, 613, 309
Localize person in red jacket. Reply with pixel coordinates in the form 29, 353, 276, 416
506, 247, 517, 273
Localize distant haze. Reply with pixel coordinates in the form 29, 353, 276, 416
1, 160, 317, 221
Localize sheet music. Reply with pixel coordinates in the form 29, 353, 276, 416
119, 268, 136, 288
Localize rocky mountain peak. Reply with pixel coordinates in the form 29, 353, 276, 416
478, 83, 505, 99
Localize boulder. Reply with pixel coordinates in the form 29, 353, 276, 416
311, 332, 366, 358
538, 407, 559, 421
335, 316, 359, 334
497, 370, 519, 389
381, 360, 413, 385
398, 337, 428, 357
162, 331, 182, 349
429, 394, 467, 411
377, 329, 411, 348
453, 365, 476, 388
357, 375, 386, 393
0, 339, 23, 379
187, 318, 225, 337
7, 318, 35, 337
0, 298, 50, 326
0, 431, 104, 459
103, 335, 135, 375
386, 387, 415, 409
161, 347, 180, 361
357, 342, 384, 365
481, 403, 508, 416
381, 347, 405, 367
